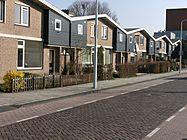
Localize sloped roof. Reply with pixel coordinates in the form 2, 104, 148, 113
71, 14, 128, 34
32, 0, 71, 20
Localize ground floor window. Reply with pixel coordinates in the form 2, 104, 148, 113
17, 40, 43, 69
82, 47, 92, 64
105, 49, 112, 64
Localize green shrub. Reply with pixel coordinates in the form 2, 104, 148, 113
137, 61, 171, 73
3, 71, 25, 92
116, 63, 137, 78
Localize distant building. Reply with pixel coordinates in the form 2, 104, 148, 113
166, 8, 187, 41
154, 31, 176, 40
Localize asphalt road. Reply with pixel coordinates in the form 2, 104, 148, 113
0, 76, 187, 140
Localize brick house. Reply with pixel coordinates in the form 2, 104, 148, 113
125, 28, 155, 63
0, 0, 72, 81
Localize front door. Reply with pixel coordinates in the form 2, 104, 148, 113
49, 50, 55, 74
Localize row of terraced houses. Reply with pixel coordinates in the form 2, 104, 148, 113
0, 0, 180, 80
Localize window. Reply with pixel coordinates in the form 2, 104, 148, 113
90, 23, 95, 37
83, 47, 91, 64
17, 40, 43, 69
105, 49, 112, 64
129, 36, 133, 43
163, 42, 165, 49
156, 42, 159, 50
135, 35, 139, 44
101, 25, 108, 39
17, 40, 25, 69
55, 19, 61, 31
0, 0, 5, 22
150, 41, 153, 47
78, 24, 83, 35
119, 33, 123, 42
159, 41, 162, 49
15, 3, 29, 26
140, 35, 144, 45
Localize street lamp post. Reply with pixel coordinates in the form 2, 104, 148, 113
180, 19, 187, 74
93, 0, 98, 89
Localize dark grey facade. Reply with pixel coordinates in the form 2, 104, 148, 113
113, 29, 127, 52
71, 20, 87, 48
44, 10, 70, 46
127, 33, 136, 53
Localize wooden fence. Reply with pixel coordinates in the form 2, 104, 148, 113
12, 74, 93, 93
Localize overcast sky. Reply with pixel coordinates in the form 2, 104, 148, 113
47, 0, 187, 35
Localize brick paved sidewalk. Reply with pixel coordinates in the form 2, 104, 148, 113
0, 70, 186, 108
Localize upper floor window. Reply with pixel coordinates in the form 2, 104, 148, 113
90, 22, 95, 37
101, 25, 108, 39
150, 41, 153, 47
0, 0, 5, 22
140, 35, 144, 45
119, 33, 123, 42
55, 19, 61, 31
78, 24, 83, 35
159, 41, 162, 49
129, 36, 133, 43
162, 42, 166, 49
15, 3, 29, 26
135, 35, 139, 44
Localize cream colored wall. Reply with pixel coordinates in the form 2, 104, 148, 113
87, 19, 113, 47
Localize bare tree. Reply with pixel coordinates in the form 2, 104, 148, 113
68, 0, 118, 21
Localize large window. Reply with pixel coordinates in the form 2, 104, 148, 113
101, 25, 108, 39
129, 36, 133, 43
150, 40, 153, 47
0, 0, 5, 22
105, 49, 112, 64
119, 33, 123, 42
140, 35, 144, 45
55, 19, 61, 31
83, 47, 91, 64
17, 40, 43, 69
15, 3, 29, 26
135, 35, 139, 44
78, 24, 83, 35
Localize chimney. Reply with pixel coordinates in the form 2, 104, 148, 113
62, 9, 74, 17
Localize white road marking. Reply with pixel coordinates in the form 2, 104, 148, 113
83, 100, 97, 105
104, 96, 114, 99
16, 116, 39, 123
179, 107, 186, 112
56, 107, 73, 112
120, 92, 128, 95
142, 86, 149, 89
151, 84, 158, 87
146, 128, 160, 137
133, 89, 140, 92
166, 115, 175, 122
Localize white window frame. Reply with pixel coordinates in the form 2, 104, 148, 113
150, 40, 153, 48
55, 19, 62, 31
78, 24, 83, 35
129, 36, 133, 43
0, 0, 6, 23
15, 3, 29, 26
140, 35, 144, 45
90, 22, 95, 37
119, 33, 123, 42
101, 25, 108, 39
17, 40, 25, 70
